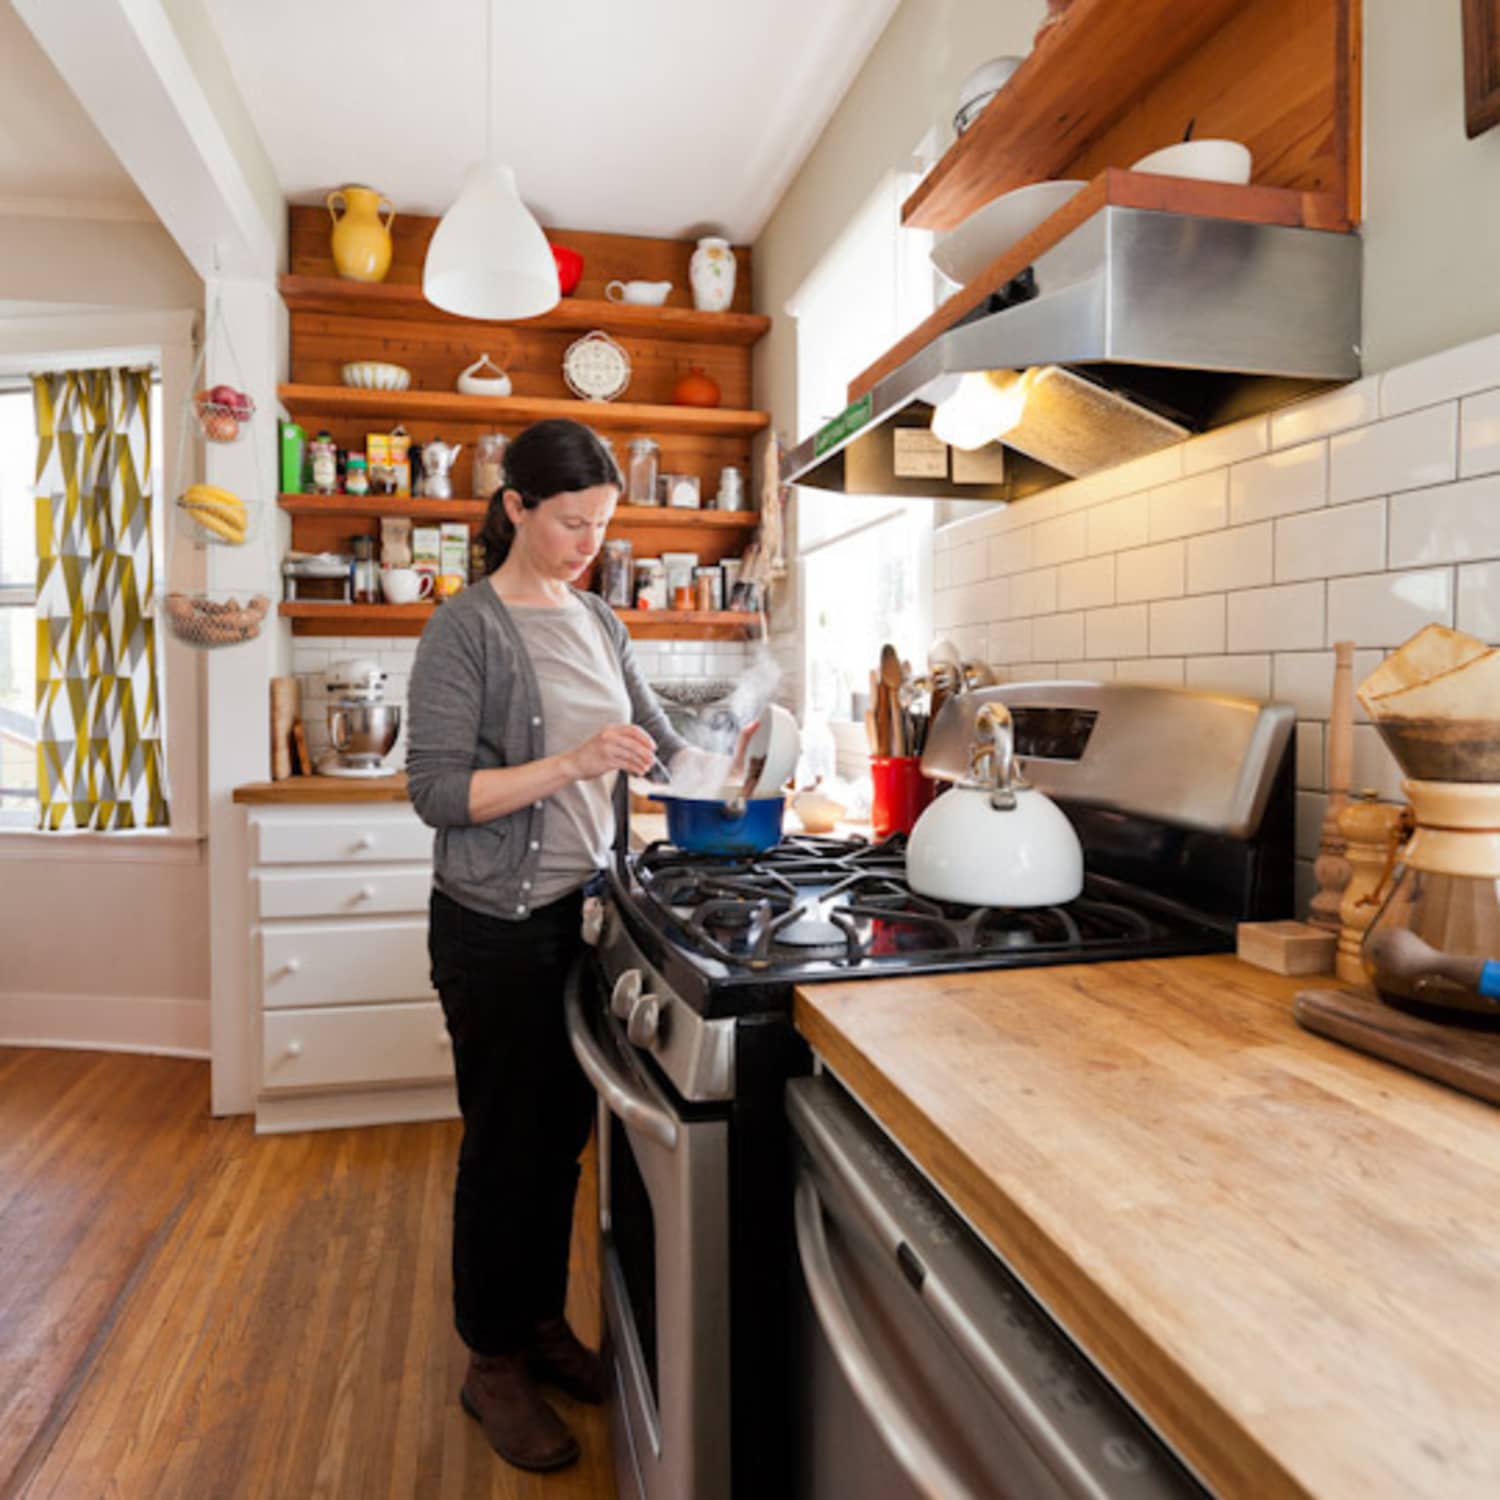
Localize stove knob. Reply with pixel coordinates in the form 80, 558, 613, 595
627, 992, 665, 1049
581, 896, 605, 946
611, 969, 643, 1019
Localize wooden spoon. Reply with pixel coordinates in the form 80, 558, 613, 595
880, 644, 904, 756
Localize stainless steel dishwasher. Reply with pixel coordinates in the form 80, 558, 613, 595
786, 1074, 1212, 1500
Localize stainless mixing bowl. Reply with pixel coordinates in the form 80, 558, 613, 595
327, 700, 402, 768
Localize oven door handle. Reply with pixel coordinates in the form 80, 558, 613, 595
564, 958, 679, 1151
794, 1175, 980, 1500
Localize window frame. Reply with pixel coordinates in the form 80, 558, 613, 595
0, 308, 202, 844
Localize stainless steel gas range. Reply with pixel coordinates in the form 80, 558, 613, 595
565, 682, 1296, 1500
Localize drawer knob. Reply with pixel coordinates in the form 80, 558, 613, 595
281, 957, 302, 976
353, 834, 375, 852
285, 1040, 303, 1058
354, 884, 376, 902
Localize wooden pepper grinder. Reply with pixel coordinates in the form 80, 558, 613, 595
1309, 641, 1356, 932
1335, 792, 1413, 986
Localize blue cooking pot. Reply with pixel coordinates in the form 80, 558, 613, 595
650, 793, 785, 854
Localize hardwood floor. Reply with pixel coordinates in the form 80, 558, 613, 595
0, 1048, 616, 1500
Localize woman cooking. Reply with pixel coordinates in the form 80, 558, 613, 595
406, 417, 744, 1474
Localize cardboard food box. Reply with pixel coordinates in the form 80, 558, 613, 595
437, 522, 469, 600
412, 524, 442, 583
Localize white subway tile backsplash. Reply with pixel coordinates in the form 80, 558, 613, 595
990, 619, 1034, 663
1115, 656, 1184, 686
1091, 445, 1185, 500
934, 549, 953, 589
1085, 604, 1149, 659
1058, 659, 1114, 681
1460, 388, 1500, 478
1228, 442, 1327, 525
1010, 568, 1058, 617
948, 625, 988, 660
1388, 474, 1500, 566
1187, 523, 1273, 594
983, 575, 1012, 622
951, 580, 993, 626
987, 528, 1034, 576
1148, 471, 1228, 541
934, 589, 961, 629
1184, 654, 1272, 700
1031, 511, 1089, 567
1032, 612, 1085, 660
1086, 493, 1151, 555
1150, 595, 1226, 656
1271, 649, 1384, 722
1180, 417, 1269, 476
1296, 721, 1325, 791
1226, 582, 1325, 652
1457, 560, 1500, 640
951, 538, 988, 586
1326, 568, 1453, 646
1274, 499, 1386, 582
1270, 377, 1379, 449
1116, 541, 1185, 603
1008, 662, 1058, 682
1328, 405, 1457, 503
1057, 555, 1115, 611
1380, 330, 1500, 416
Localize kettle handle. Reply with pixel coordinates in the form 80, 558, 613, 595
971, 702, 1019, 810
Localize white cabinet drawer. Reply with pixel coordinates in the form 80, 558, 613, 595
261, 1001, 453, 1092
251, 809, 432, 865
255, 865, 432, 920
259, 919, 434, 1009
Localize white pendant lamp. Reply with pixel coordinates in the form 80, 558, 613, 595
423, 0, 560, 320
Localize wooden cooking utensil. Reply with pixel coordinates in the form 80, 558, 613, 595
880, 644, 904, 757
873, 661, 893, 757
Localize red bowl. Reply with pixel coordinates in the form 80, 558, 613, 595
551, 244, 583, 297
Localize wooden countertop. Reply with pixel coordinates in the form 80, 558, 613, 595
794, 954, 1500, 1500
233, 773, 409, 804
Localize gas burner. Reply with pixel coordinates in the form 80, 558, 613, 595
774, 916, 849, 950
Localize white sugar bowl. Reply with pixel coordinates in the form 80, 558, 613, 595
457, 354, 513, 397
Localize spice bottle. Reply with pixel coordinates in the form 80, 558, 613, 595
351, 534, 379, 603
309, 431, 338, 495
627, 437, 660, 506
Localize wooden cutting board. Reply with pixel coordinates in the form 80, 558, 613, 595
1294, 987, 1500, 1107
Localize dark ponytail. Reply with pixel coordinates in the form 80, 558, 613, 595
479, 418, 624, 573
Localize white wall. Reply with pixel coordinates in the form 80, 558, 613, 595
933, 333, 1500, 913
0, 219, 208, 1057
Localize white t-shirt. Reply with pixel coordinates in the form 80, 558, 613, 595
509, 595, 631, 905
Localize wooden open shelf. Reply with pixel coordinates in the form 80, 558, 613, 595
904, 0, 1359, 234
852, 167, 1350, 401
278, 600, 760, 641
279, 384, 770, 438
278, 493, 488, 521
279, 275, 771, 346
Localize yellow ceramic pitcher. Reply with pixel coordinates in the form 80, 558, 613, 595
327, 185, 394, 283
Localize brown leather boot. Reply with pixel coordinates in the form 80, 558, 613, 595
525, 1318, 608, 1404
460, 1352, 580, 1471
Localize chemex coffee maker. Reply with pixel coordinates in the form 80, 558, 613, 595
1359, 625, 1500, 1018
323, 657, 401, 779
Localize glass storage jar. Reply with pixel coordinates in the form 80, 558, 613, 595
473, 432, 508, 498
627, 437, 660, 506
599, 538, 634, 607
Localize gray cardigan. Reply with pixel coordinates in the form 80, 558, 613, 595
406, 583, 687, 921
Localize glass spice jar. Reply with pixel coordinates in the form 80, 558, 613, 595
350, 534, 380, 603
599, 538, 634, 606
473, 432, 508, 498
309, 431, 338, 495
345, 453, 369, 496
627, 437, 660, 506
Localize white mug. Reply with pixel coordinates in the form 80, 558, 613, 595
382, 567, 435, 605
605, 279, 672, 306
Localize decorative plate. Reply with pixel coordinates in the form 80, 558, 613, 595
563, 330, 631, 402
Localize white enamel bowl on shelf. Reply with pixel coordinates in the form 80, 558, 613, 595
930, 180, 1088, 290
340, 361, 412, 391
1129, 139, 1252, 185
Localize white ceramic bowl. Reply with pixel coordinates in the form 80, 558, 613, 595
1129, 139, 1252, 185
744, 704, 800, 796
953, 55, 1024, 134
931, 179, 1087, 289
341, 360, 412, 391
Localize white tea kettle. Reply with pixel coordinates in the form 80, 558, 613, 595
906, 701, 1084, 907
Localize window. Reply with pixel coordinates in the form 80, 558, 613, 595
0, 379, 165, 828
790, 168, 938, 724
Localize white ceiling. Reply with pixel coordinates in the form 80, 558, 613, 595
205, 0, 903, 243
0, 2, 152, 217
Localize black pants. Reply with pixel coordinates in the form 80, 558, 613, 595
428, 886, 596, 1356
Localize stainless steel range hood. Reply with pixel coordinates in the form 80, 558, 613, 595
785, 204, 1362, 500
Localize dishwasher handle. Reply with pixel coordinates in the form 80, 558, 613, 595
794, 1175, 980, 1500
564, 957, 678, 1151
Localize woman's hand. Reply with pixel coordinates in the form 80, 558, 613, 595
564, 723, 657, 781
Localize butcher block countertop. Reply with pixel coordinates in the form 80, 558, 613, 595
794, 953, 1500, 1500
233, 773, 409, 804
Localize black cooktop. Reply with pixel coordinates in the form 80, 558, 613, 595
610, 833, 1234, 1019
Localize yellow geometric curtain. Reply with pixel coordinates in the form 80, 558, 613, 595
32, 367, 169, 829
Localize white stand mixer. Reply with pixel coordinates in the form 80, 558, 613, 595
321, 657, 402, 778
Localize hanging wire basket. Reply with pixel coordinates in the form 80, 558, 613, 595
172, 483, 262, 548
190, 388, 257, 444
158, 589, 272, 650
